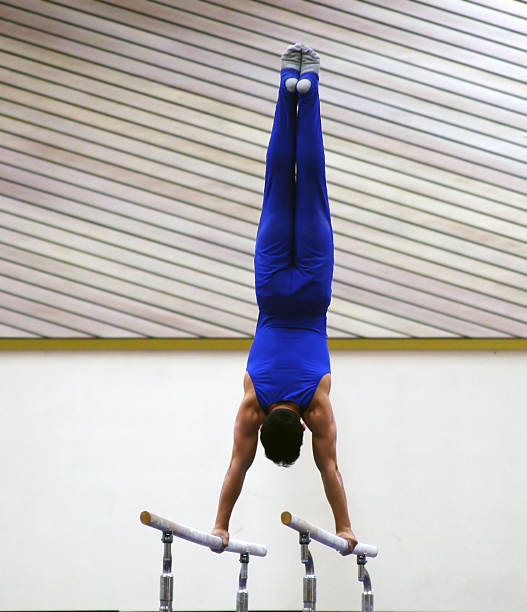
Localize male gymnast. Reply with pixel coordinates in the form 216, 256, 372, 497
212, 44, 357, 554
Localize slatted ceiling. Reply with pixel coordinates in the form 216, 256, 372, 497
0, 304, 88, 337
417, 0, 527, 26
0, 261, 254, 338
334, 234, 527, 307
316, 0, 527, 67
335, 207, 527, 278
333, 281, 508, 337
0, 208, 258, 333
0, 321, 35, 337
367, 0, 527, 48
333, 272, 527, 336
0, 1, 526, 340
0, 273, 193, 337
337, 250, 527, 321
193, 0, 526, 90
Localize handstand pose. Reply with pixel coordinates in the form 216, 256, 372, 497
212, 45, 357, 554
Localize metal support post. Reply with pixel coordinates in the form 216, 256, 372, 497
300, 532, 316, 612
160, 531, 174, 612
236, 552, 250, 612
357, 553, 373, 612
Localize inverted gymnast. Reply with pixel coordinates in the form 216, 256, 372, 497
212, 44, 357, 554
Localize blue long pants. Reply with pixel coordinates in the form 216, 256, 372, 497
254, 69, 334, 317
247, 69, 334, 413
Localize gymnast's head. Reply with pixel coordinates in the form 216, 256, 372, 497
260, 406, 304, 467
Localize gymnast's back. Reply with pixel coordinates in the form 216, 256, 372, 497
246, 268, 332, 414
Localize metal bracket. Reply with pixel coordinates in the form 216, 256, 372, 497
236, 552, 250, 612
160, 531, 174, 612
357, 553, 374, 612
299, 532, 316, 612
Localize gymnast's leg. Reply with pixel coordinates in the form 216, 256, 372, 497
253, 45, 301, 301
294, 47, 334, 307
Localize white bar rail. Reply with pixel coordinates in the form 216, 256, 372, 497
281, 511, 378, 558
140, 511, 267, 557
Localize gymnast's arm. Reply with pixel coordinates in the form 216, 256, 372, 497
212, 381, 262, 550
304, 379, 358, 555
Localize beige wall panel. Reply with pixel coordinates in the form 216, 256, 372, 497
0, 1, 525, 338
0, 322, 35, 337
0, 273, 196, 337
0, 147, 261, 224
1, 259, 253, 337
326, 309, 404, 337
332, 282, 508, 337
332, 273, 527, 336
0, 291, 142, 337
334, 252, 527, 323
362, 0, 527, 49
335, 237, 527, 306
372, 0, 527, 28
0, 305, 87, 337
0, 243, 256, 312
186, 0, 527, 93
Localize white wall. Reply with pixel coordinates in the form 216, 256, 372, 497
0, 349, 525, 612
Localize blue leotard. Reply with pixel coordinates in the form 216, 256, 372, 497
247, 70, 333, 414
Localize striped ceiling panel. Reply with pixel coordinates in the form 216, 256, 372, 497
0, 0, 526, 338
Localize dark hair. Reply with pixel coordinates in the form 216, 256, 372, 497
260, 408, 304, 467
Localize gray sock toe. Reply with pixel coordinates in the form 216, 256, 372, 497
281, 43, 303, 71
300, 45, 320, 75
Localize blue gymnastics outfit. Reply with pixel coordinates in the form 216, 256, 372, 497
246, 69, 334, 414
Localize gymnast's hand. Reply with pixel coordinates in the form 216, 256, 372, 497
336, 527, 358, 556
210, 527, 229, 553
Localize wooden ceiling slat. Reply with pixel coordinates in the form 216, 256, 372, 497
332, 281, 509, 337
0, 305, 87, 337
0, 321, 35, 337
176, 0, 527, 94
5, 7, 522, 181
326, 309, 405, 337
0, 115, 263, 194
0, 147, 261, 224
0, 130, 260, 208
0, 179, 255, 258
335, 236, 527, 306
2, 228, 254, 299
258, 0, 527, 68
0, 202, 254, 279
106, 0, 526, 113
361, 0, 527, 31
449, 0, 527, 20
0, 259, 253, 337
0, 272, 199, 338
0, 242, 256, 309
330, 296, 455, 337
333, 209, 527, 273
12, 0, 525, 142
0, 163, 258, 240
4, 64, 525, 207
350, 0, 527, 49
0, 290, 144, 337
0, 1, 525, 339
333, 252, 527, 322
3, 43, 525, 199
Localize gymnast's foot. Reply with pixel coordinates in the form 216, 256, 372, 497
281, 43, 302, 92
297, 45, 320, 94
